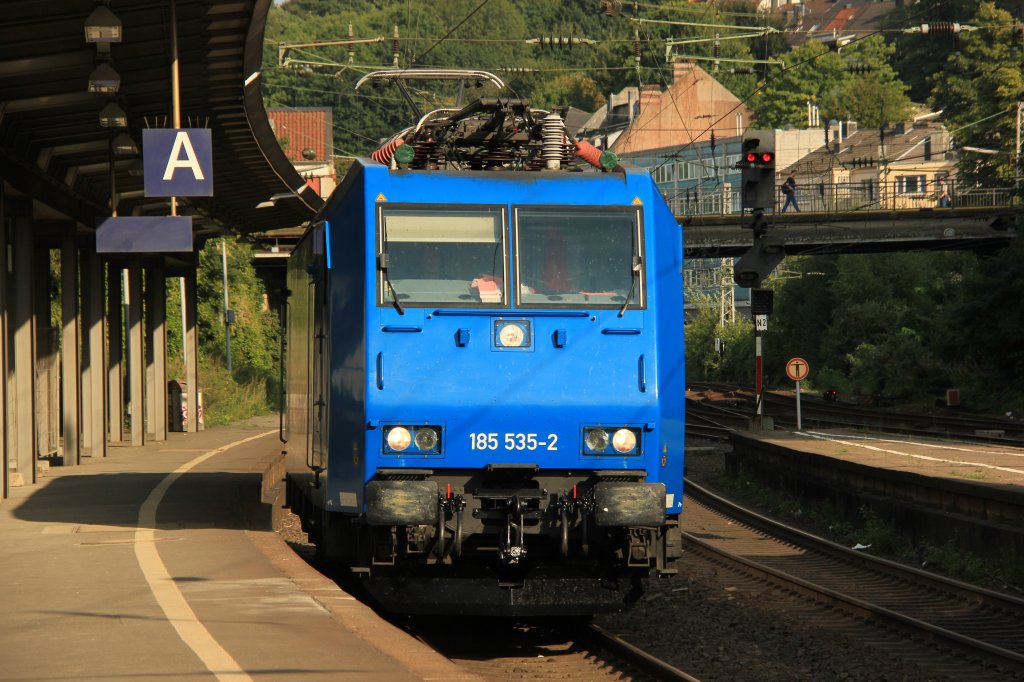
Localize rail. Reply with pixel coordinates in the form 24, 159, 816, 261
666, 179, 1016, 216
683, 481, 1024, 677
586, 624, 703, 682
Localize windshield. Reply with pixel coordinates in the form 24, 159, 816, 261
515, 207, 643, 308
378, 205, 507, 307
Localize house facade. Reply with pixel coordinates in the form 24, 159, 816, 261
267, 107, 337, 198
779, 117, 958, 212
618, 128, 825, 216
578, 61, 754, 153
577, 63, 960, 323
577, 62, 823, 320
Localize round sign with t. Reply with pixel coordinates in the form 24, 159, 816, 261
786, 357, 809, 430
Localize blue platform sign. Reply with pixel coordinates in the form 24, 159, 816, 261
143, 128, 213, 197
96, 216, 193, 253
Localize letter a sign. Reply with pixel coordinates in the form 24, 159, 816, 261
143, 128, 214, 197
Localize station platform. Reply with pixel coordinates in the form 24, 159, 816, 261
0, 416, 480, 682
744, 428, 1024, 490
728, 428, 1024, 560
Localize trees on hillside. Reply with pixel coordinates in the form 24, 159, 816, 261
264, 1, 1024, 416
935, 237, 1024, 410
263, 1, 790, 156
752, 36, 911, 129
888, 0, 980, 102
694, 248, 1023, 414
928, 2, 1024, 185
833, 35, 913, 127
684, 292, 755, 384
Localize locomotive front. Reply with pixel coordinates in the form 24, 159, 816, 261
285, 91, 684, 616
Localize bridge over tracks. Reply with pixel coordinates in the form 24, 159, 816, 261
683, 205, 1019, 257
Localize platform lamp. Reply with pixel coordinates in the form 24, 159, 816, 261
87, 62, 120, 94
111, 132, 138, 156
98, 101, 128, 129
84, 4, 123, 43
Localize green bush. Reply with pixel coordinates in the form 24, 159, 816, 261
197, 356, 274, 427
165, 236, 282, 426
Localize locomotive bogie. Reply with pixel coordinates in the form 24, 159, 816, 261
288, 463, 681, 613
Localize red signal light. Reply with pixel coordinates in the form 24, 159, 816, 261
745, 152, 757, 163
760, 152, 774, 163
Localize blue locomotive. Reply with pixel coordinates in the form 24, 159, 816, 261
282, 93, 684, 616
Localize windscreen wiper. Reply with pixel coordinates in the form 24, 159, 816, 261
617, 256, 641, 318
379, 218, 404, 315
378, 253, 404, 315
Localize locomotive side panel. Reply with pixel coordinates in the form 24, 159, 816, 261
322, 167, 370, 514
284, 221, 329, 518
649, 178, 686, 507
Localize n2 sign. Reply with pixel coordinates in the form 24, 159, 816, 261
143, 128, 213, 197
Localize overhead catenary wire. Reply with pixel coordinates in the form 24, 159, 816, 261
264, 1, 1009, 163
611, 0, 1016, 176
615, 18, 765, 195
643, 0, 951, 179
635, 27, 708, 155
406, 0, 492, 67
593, 0, 788, 180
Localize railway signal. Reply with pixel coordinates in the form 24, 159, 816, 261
736, 135, 776, 211
733, 129, 784, 431
750, 288, 774, 315
734, 233, 784, 288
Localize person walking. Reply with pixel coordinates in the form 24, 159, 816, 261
781, 175, 800, 212
936, 177, 950, 208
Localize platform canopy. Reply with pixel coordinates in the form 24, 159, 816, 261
0, 0, 323, 243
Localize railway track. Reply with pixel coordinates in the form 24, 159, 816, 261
400, 616, 702, 681
279, 508, 703, 680
683, 479, 1024, 680
684, 411, 736, 441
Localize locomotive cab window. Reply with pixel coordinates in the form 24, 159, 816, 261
514, 207, 644, 309
377, 205, 508, 307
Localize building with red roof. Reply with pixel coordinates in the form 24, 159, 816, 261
267, 107, 337, 198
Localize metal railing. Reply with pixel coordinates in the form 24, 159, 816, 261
667, 180, 1016, 216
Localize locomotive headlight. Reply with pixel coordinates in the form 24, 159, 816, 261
414, 427, 439, 451
386, 426, 412, 451
498, 322, 525, 348
585, 428, 610, 452
611, 428, 637, 453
